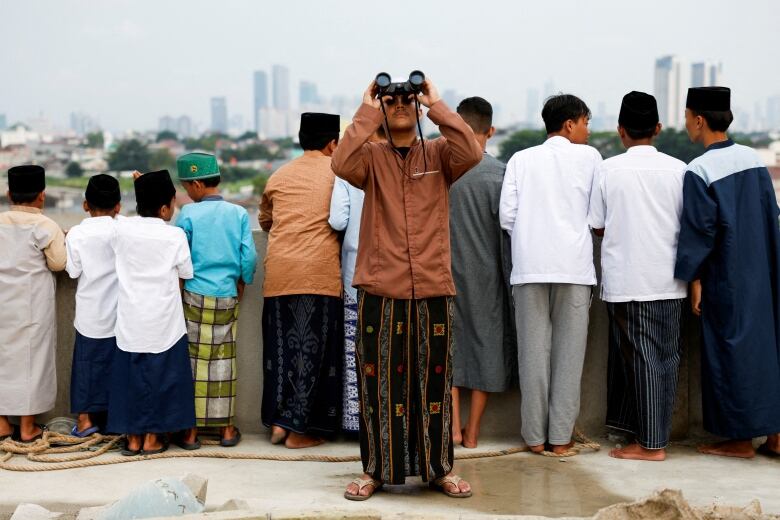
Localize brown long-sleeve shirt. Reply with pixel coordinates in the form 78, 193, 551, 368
259, 152, 341, 298
331, 101, 482, 299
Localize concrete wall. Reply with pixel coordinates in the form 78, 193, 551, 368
42, 231, 703, 440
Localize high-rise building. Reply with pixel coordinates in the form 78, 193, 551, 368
767, 96, 780, 131
253, 70, 269, 132
691, 62, 722, 88
176, 115, 193, 138
525, 88, 540, 125
210, 97, 228, 134
70, 112, 98, 135
654, 55, 687, 129
272, 65, 290, 111
0, 114, 6, 131
299, 80, 319, 107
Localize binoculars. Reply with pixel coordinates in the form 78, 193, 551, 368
375, 70, 425, 96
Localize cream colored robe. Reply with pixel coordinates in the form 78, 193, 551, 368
0, 206, 66, 415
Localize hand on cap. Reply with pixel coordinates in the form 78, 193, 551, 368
417, 78, 441, 108
363, 81, 381, 110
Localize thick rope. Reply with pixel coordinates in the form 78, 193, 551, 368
0, 431, 533, 472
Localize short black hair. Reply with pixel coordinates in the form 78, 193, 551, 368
185, 177, 221, 188
691, 109, 733, 132
541, 94, 591, 134
623, 126, 656, 140
9, 191, 41, 204
299, 134, 338, 151
457, 97, 493, 134
136, 197, 174, 218
86, 201, 118, 212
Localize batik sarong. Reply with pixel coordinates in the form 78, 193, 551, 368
606, 299, 684, 449
183, 290, 240, 427
356, 289, 455, 485
261, 294, 343, 435
342, 292, 360, 433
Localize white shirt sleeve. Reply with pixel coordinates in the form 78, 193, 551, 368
175, 233, 194, 280
588, 163, 607, 230
499, 155, 520, 232
328, 177, 350, 232
65, 232, 82, 279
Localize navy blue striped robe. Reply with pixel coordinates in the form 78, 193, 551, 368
675, 139, 780, 439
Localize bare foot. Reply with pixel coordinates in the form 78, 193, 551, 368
452, 429, 463, 446
0, 417, 13, 438
462, 427, 478, 449
529, 443, 545, 453
345, 473, 381, 499
698, 440, 755, 459
551, 441, 575, 455
285, 432, 324, 449
270, 425, 288, 445
609, 443, 666, 461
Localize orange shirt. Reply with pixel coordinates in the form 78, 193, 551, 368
259, 152, 341, 298
331, 101, 482, 299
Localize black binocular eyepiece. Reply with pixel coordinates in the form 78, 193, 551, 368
375, 70, 425, 96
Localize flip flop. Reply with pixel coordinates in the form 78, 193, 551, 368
174, 433, 201, 451
220, 427, 242, 447
343, 477, 383, 501
757, 443, 780, 458
430, 474, 473, 498
71, 425, 100, 438
142, 441, 169, 456
121, 441, 142, 457
0, 425, 17, 442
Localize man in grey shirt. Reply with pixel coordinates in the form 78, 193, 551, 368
450, 97, 517, 448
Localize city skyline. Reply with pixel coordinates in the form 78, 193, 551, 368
1, 0, 779, 134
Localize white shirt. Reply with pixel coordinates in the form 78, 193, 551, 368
499, 135, 602, 285
113, 216, 193, 353
328, 177, 364, 300
588, 145, 687, 302
65, 216, 119, 338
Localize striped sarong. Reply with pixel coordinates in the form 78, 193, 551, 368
606, 298, 684, 449
183, 290, 240, 427
356, 289, 455, 485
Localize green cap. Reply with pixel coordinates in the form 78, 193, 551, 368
176, 152, 220, 181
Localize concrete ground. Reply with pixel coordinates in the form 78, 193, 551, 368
0, 434, 778, 519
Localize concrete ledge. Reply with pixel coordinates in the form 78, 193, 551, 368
42, 232, 703, 439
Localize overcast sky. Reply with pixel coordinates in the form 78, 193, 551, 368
1, 0, 778, 132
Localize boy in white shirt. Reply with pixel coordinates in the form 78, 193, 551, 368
106, 169, 195, 456
588, 91, 687, 461
499, 94, 601, 456
66, 174, 122, 437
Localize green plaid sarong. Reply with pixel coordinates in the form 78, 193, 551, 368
183, 290, 240, 427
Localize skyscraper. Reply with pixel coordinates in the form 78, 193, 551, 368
272, 65, 290, 111
691, 62, 722, 88
299, 80, 319, 107
654, 55, 687, 129
254, 70, 269, 132
210, 97, 228, 134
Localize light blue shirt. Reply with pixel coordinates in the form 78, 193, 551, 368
175, 196, 257, 298
328, 177, 364, 300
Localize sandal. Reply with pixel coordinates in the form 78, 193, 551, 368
430, 474, 472, 498
220, 427, 242, 447
174, 432, 201, 451
121, 439, 142, 457
71, 425, 100, 438
142, 440, 170, 456
343, 477, 383, 501
18, 424, 47, 444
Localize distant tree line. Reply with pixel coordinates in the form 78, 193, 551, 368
498, 128, 771, 164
